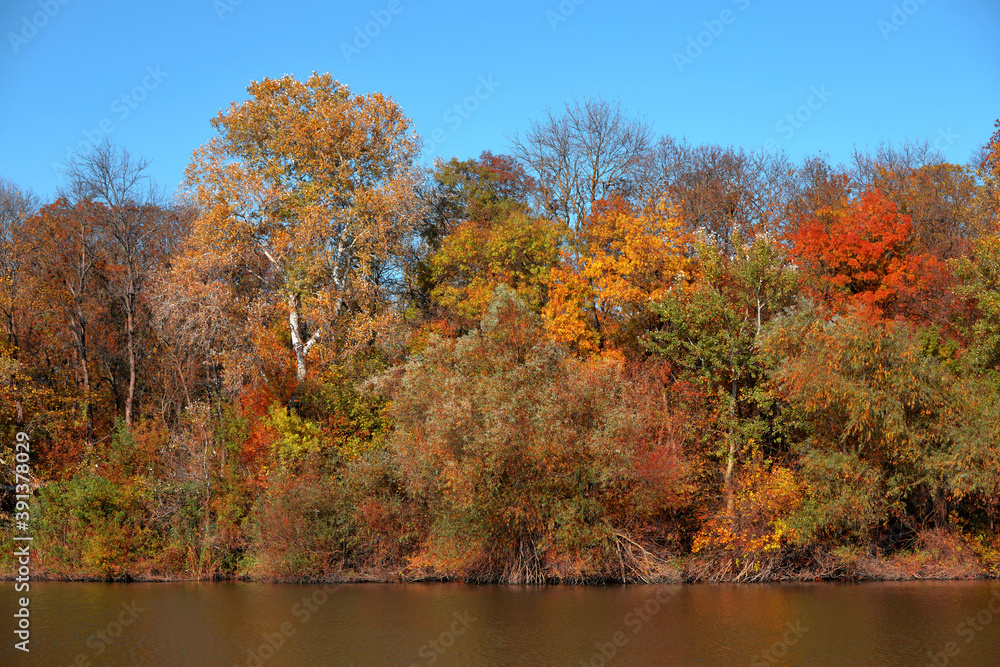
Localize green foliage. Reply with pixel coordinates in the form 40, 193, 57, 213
951, 234, 1000, 372
788, 450, 888, 543
34, 473, 159, 579
302, 362, 391, 459
764, 307, 963, 541
647, 232, 799, 506
244, 467, 348, 580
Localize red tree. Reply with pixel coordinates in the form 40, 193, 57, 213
791, 188, 948, 321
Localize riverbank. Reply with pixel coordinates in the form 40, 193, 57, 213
6, 527, 998, 585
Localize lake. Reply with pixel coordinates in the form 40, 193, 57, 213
3, 580, 999, 665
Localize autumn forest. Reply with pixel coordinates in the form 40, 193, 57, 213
3, 73, 1000, 584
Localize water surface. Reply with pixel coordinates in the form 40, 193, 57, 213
3, 579, 998, 665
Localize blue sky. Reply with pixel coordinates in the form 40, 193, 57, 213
1, 0, 997, 201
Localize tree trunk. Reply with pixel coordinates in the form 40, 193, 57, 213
724, 341, 739, 518
125, 291, 136, 425
288, 292, 322, 388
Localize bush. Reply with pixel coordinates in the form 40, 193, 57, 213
369, 288, 690, 582
34, 473, 159, 579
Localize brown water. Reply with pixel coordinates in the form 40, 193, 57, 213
2, 580, 999, 666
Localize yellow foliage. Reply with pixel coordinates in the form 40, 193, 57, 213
693, 464, 802, 555
543, 196, 687, 354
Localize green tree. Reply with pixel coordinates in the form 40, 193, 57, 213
647, 231, 798, 514
763, 307, 961, 542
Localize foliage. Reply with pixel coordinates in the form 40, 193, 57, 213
764, 307, 960, 542
950, 233, 1000, 370
791, 188, 948, 320
34, 473, 159, 579
647, 231, 798, 512
429, 210, 562, 322
544, 196, 687, 355
4, 94, 1000, 584
370, 288, 690, 582
184, 72, 419, 383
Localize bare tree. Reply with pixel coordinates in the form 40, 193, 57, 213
62, 139, 165, 425
638, 138, 796, 249
850, 138, 945, 188
511, 97, 653, 239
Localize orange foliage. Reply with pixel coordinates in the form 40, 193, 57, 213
693, 464, 802, 556
238, 385, 279, 475
543, 196, 687, 354
791, 188, 948, 320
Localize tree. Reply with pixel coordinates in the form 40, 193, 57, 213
785, 155, 854, 239
428, 210, 562, 323
647, 231, 798, 515
979, 120, 1000, 231
511, 96, 653, 243
950, 233, 1000, 371
185, 73, 419, 388
639, 140, 795, 249
763, 308, 961, 541
62, 140, 167, 425
852, 142, 987, 257
0, 179, 39, 427
407, 152, 536, 316
791, 188, 946, 321
26, 199, 109, 441
149, 227, 262, 413
370, 289, 690, 582
543, 195, 687, 355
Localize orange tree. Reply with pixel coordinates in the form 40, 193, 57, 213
790, 188, 947, 322
184, 73, 419, 387
543, 196, 687, 356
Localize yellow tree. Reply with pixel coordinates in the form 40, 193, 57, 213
428, 211, 562, 322
543, 196, 687, 355
184, 73, 419, 386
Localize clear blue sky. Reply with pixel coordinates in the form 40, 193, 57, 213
1, 0, 997, 201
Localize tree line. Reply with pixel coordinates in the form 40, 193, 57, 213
1, 72, 999, 583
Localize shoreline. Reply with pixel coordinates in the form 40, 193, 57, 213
6, 565, 997, 586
